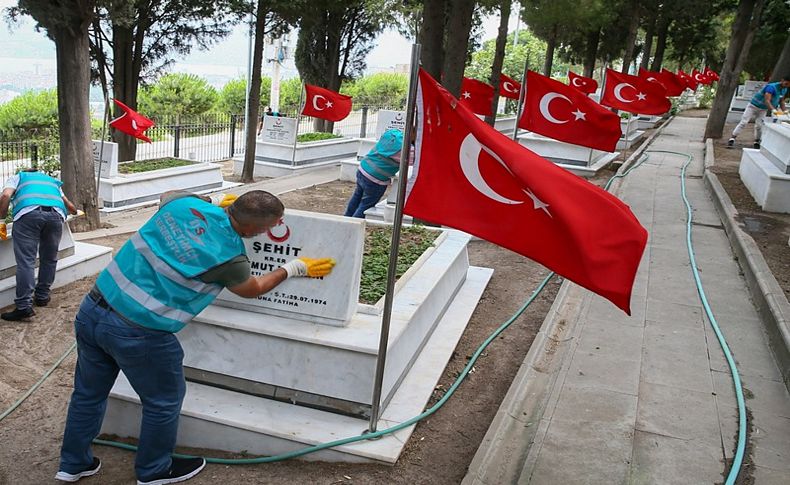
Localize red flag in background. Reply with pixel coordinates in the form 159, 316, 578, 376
499, 73, 521, 100
692, 69, 712, 86
657, 68, 687, 96
301, 84, 353, 122
677, 69, 698, 91
519, 70, 621, 152
704, 67, 719, 81
405, 68, 647, 314
110, 99, 155, 143
601, 69, 671, 115
567, 71, 598, 95
460, 77, 495, 116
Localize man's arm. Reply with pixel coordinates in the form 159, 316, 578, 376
227, 269, 289, 298
61, 195, 78, 215
0, 188, 15, 219
764, 91, 776, 111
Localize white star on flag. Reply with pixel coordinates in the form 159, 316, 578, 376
525, 189, 552, 217
572, 109, 586, 121
636, 92, 647, 101
462, 91, 472, 99
326, 101, 334, 108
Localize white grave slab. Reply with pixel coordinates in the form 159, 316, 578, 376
739, 123, 790, 213
92, 140, 119, 178
214, 209, 365, 326
375, 110, 406, 138
259, 116, 298, 145
760, 122, 790, 173
742, 80, 767, 100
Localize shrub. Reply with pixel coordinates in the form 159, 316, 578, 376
118, 157, 193, 173
138, 73, 218, 122
218, 77, 272, 114
0, 89, 59, 141
297, 132, 342, 143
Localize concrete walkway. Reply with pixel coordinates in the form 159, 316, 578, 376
73, 164, 340, 240
464, 116, 790, 484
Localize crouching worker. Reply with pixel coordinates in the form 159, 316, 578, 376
56, 190, 335, 484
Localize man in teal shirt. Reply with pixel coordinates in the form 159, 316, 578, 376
729, 75, 790, 149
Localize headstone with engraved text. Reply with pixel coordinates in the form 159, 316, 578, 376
375, 110, 407, 138
92, 140, 119, 178
259, 116, 297, 145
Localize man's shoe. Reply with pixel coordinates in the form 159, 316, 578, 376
34, 296, 50, 307
137, 457, 206, 485
754, 142, 761, 149
727, 138, 735, 147
1, 307, 34, 321
55, 457, 101, 482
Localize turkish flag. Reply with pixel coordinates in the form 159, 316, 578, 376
692, 69, 712, 86
601, 69, 671, 115
110, 99, 155, 143
519, 71, 621, 152
301, 84, 353, 122
676, 70, 698, 91
405, 68, 647, 314
657, 68, 687, 96
704, 67, 719, 81
460, 77, 495, 116
499, 73, 521, 100
567, 71, 598, 95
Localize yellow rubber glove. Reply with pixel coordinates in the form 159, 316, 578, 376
218, 193, 238, 208
281, 257, 336, 278
0, 222, 6, 241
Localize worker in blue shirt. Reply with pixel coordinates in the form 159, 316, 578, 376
729, 75, 790, 149
0, 168, 78, 321
55, 190, 335, 485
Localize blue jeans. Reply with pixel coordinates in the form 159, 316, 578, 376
12, 208, 63, 309
344, 171, 388, 218
59, 294, 186, 480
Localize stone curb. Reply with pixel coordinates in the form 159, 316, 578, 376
702, 138, 790, 390
462, 116, 673, 484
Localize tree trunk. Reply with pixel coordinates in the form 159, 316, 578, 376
54, 26, 100, 229
112, 24, 137, 162
640, 16, 656, 70
704, 0, 766, 139
485, 0, 510, 126
419, 0, 446, 80
241, 0, 267, 183
650, 15, 670, 71
543, 23, 558, 76
621, 4, 640, 74
583, 28, 600, 78
769, 35, 790, 82
441, 0, 476, 97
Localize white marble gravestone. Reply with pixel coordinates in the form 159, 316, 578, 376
259, 116, 298, 145
739, 123, 790, 213
92, 140, 119, 178
375, 110, 407, 138
213, 209, 365, 326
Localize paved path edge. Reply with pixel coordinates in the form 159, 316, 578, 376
702, 138, 790, 392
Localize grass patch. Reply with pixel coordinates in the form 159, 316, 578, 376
297, 132, 342, 143
118, 157, 194, 174
359, 225, 439, 304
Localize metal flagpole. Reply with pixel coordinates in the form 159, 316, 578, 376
291, 83, 304, 166
368, 43, 421, 434
512, 48, 530, 141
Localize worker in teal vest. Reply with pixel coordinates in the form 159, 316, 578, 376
729, 75, 790, 149
0, 168, 78, 321
344, 128, 411, 218
56, 190, 335, 485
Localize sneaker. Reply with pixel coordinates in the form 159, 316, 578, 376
34, 296, 51, 307
1, 307, 34, 321
137, 457, 206, 485
727, 138, 735, 147
55, 457, 101, 482
754, 142, 760, 149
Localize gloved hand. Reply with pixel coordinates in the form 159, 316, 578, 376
217, 193, 238, 208
0, 222, 6, 241
76, 210, 85, 217
281, 257, 336, 278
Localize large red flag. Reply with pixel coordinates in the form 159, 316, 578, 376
499, 73, 521, 100
704, 67, 719, 81
460, 77, 495, 116
301, 84, 353, 122
519, 70, 621, 152
110, 99, 155, 143
601, 69, 671, 115
657, 68, 687, 96
692, 69, 712, 86
676, 69, 698, 91
567, 71, 598, 95
405, 68, 647, 314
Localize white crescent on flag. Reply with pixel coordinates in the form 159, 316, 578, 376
459, 134, 522, 205
613, 83, 635, 103
539, 93, 572, 124
503, 81, 517, 93
572, 77, 583, 87
312, 94, 327, 110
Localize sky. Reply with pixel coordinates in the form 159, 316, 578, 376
0, 1, 522, 92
